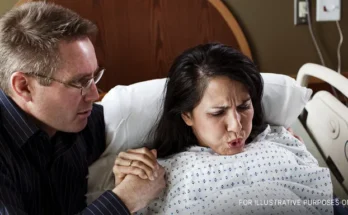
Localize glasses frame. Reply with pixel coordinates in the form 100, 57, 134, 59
27, 68, 105, 96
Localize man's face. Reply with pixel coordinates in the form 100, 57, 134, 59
28, 38, 100, 136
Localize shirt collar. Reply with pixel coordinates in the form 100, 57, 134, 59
0, 90, 39, 148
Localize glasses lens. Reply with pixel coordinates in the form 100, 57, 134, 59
94, 68, 104, 84
81, 68, 104, 96
81, 79, 93, 96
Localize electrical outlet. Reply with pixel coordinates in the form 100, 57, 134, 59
294, 0, 308, 25
316, 0, 341, 21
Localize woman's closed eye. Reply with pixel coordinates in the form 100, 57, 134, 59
237, 103, 251, 111
211, 110, 225, 117
237, 98, 252, 112
210, 99, 251, 116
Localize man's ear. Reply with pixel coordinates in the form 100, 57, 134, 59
10, 72, 33, 102
181, 112, 193, 126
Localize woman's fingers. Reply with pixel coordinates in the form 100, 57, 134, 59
131, 160, 158, 179
114, 156, 133, 166
287, 128, 304, 143
114, 157, 157, 180
127, 147, 158, 161
113, 164, 148, 179
118, 148, 159, 170
114, 148, 160, 184
293, 134, 304, 143
113, 163, 155, 187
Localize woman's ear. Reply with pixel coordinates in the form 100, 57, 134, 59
10, 72, 33, 102
181, 112, 193, 126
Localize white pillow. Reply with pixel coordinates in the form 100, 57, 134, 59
261, 73, 312, 127
101, 79, 166, 156
100, 73, 312, 156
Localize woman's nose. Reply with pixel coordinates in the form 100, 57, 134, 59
226, 110, 242, 133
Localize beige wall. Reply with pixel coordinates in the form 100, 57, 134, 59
224, 0, 348, 75
0, 0, 17, 15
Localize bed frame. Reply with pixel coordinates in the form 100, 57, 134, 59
295, 63, 348, 199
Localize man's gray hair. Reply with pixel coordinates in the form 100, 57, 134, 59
0, 2, 97, 94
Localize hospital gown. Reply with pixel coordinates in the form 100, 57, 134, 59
135, 125, 333, 215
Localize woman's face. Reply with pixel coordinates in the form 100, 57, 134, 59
182, 76, 254, 155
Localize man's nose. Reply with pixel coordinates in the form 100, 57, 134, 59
84, 82, 100, 102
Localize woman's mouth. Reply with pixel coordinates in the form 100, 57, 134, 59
227, 138, 244, 149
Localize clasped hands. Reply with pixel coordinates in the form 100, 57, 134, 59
112, 148, 165, 213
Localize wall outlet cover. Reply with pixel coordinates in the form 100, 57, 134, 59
316, 0, 341, 21
294, 0, 308, 25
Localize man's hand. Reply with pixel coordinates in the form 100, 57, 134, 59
113, 148, 159, 186
112, 165, 166, 213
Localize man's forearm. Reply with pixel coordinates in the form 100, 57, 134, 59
81, 190, 131, 215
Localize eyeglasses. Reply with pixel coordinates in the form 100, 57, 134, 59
28, 68, 105, 96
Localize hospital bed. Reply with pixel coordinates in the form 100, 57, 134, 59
292, 63, 348, 200
17, 0, 348, 202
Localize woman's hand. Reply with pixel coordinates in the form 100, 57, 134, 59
113, 147, 160, 186
287, 127, 304, 143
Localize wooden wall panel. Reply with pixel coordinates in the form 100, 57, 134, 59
16, 0, 251, 92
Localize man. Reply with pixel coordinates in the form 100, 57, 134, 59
0, 2, 165, 215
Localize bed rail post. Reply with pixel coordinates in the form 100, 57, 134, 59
297, 63, 348, 98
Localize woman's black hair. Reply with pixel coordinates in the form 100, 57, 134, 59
147, 43, 266, 158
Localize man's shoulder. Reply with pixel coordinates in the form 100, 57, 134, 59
0, 125, 11, 165
0, 100, 5, 127
91, 103, 103, 115
81, 103, 106, 163
0, 106, 9, 148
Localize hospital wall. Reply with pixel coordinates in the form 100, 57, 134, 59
0, 0, 17, 16
225, 0, 348, 76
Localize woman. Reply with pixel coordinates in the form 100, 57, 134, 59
114, 43, 333, 215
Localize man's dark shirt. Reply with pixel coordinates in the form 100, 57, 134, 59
0, 90, 130, 215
